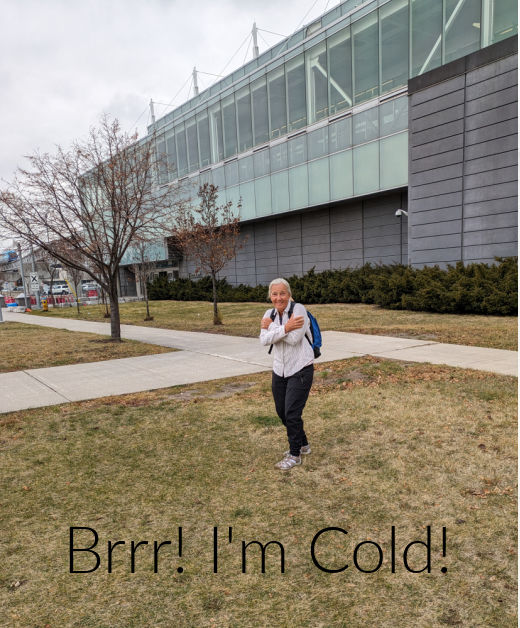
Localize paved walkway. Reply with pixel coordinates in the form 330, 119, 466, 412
0, 310, 517, 414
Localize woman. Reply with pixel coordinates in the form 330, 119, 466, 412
260, 278, 314, 470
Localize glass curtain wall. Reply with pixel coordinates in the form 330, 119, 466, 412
153, 0, 516, 185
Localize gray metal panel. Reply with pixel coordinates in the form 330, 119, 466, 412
465, 69, 518, 100
410, 119, 464, 147
465, 135, 518, 160
465, 85, 518, 115
410, 163, 463, 186
465, 54, 518, 85
411, 90, 465, 120
409, 192, 463, 212
410, 135, 464, 160
412, 206, 462, 224
465, 118, 518, 145
465, 102, 517, 132
464, 212, 517, 232
410, 247, 462, 264
464, 227, 516, 246
464, 181, 517, 203
411, 220, 462, 239
464, 197, 518, 218
411, 233, 461, 250
464, 166, 517, 189
411, 149, 464, 175
464, 150, 518, 175
410, 178, 462, 200
410, 75, 465, 106
463, 242, 518, 260
410, 104, 465, 133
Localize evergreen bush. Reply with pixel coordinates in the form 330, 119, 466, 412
147, 257, 517, 316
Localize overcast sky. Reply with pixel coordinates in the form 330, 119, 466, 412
0, 0, 338, 185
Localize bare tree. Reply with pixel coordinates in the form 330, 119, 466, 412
174, 183, 243, 325
0, 116, 183, 341
37, 248, 61, 300
129, 237, 157, 321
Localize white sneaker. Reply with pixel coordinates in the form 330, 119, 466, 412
275, 455, 301, 470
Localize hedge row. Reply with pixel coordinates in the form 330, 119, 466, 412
148, 257, 517, 316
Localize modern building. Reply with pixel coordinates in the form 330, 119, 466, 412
120, 0, 517, 292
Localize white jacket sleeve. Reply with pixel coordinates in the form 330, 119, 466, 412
259, 309, 288, 346
282, 303, 309, 345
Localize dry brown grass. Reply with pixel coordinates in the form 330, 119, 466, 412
30, 300, 518, 350
1, 358, 516, 627
0, 322, 174, 373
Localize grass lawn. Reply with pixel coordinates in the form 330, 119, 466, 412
30, 300, 517, 350
1, 358, 516, 626
0, 322, 174, 373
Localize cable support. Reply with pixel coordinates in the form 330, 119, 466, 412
257, 27, 288, 38
218, 30, 253, 77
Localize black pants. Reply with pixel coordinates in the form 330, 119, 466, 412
272, 364, 314, 457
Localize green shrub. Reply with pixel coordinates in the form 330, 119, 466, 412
147, 257, 517, 316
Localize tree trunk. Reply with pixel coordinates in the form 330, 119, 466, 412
144, 278, 153, 321
211, 271, 221, 325
108, 282, 121, 341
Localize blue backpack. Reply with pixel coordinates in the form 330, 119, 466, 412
268, 301, 322, 358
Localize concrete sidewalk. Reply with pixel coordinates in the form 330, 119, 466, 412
0, 310, 517, 414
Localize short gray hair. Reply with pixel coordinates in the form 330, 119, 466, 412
268, 278, 292, 299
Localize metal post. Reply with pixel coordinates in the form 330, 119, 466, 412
30, 243, 41, 309
17, 242, 29, 309
193, 67, 199, 96
149, 99, 156, 124
252, 22, 259, 59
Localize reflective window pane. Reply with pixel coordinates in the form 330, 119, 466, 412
491, 0, 518, 43
222, 94, 237, 158
353, 106, 379, 145
175, 123, 188, 177
268, 66, 287, 139
380, 0, 409, 93
353, 141, 379, 195
239, 181, 256, 220
197, 113, 211, 168
255, 176, 272, 217
186, 118, 199, 172
328, 27, 353, 115
236, 85, 253, 153
253, 148, 270, 177
308, 126, 329, 160
156, 135, 168, 185
306, 42, 328, 123
209, 102, 224, 163
252, 78, 269, 145
444, 0, 481, 64
411, 0, 442, 76
239, 155, 254, 182
308, 158, 330, 205
212, 165, 225, 190
380, 95, 408, 136
270, 142, 288, 172
353, 13, 379, 103
289, 164, 309, 209
286, 54, 307, 131
165, 129, 177, 180
329, 116, 352, 152
330, 150, 353, 201
271, 171, 290, 213
288, 134, 307, 166
225, 160, 239, 187
380, 132, 408, 188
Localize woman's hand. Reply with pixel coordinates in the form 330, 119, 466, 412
285, 316, 304, 333
261, 317, 272, 329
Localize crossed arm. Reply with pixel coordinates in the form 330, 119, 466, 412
259, 305, 306, 346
